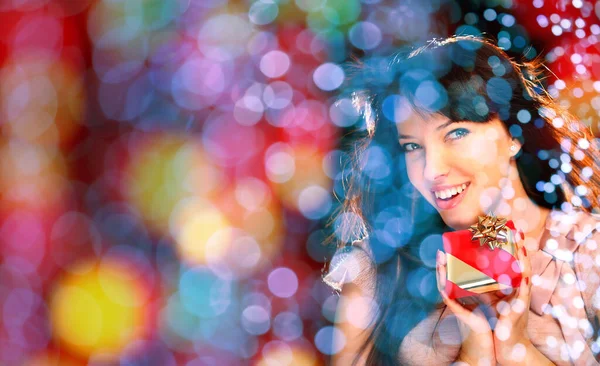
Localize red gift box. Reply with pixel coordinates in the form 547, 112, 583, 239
442, 220, 522, 300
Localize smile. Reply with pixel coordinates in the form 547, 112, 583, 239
431, 182, 470, 210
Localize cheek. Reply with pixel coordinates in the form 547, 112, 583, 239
461, 135, 499, 166
406, 159, 424, 188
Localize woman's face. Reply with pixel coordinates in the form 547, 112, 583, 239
396, 112, 519, 230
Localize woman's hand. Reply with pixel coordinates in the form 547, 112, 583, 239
491, 232, 537, 365
436, 250, 496, 365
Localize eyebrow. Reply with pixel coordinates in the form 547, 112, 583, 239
398, 120, 456, 139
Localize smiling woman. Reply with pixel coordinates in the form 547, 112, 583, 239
324, 36, 600, 365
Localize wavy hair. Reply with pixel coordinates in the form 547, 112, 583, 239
329, 35, 600, 365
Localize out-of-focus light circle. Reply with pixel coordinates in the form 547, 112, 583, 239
87, 0, 145, 49
273, 311, 303, 341
306, 0, 360, 28
263, 81, 293, 110
198, 14, 254, 61
249, 1, 279, 25
537, 15, 549, 28
279, 100, 328, 131
267, 267, 298, 298
265, 143, 296, 183
312, 63, 344, 91
483, 9, 497, 21
260, 50, 291, 78
267, 145, 331, 212
49, 258, 150, 360
170, 198, 232, 266
348, 21, 382, 50
414, 80, 447, 111
119, 340, 177, 366
241, 305, 271, 335
0, 210, 46, 274
235, 177, 270, 211
329, 97, 360, 127
382, 94, 412, 123
125, 135, 221, 234
297, 185, 332, 220
205, 228, 263, 280
314, 326, 345, 355
171, 55, 228, 110
179, 266, 232, 319
0, 141, 68, 210
295, 0, 325, 12
202, 112, 262, 167
0, 57, 84, 146
257, 341, 317, 366
234, 96, 264, 126
500, 14, 515, 27
11, 14, 63, 57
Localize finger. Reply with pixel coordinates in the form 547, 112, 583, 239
444, 295, 492, 334
438, 252, 447, 290
436, 252, 443, 294
513, 230, 531, 280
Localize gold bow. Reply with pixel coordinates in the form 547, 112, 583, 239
468, 214, 509, 250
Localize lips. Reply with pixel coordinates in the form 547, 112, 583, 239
432, 182, 471, 210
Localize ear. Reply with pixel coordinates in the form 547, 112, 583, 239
509, 139, 522, 158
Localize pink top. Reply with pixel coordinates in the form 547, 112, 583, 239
324, 208, 600, 365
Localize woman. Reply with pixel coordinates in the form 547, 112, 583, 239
324, 35, 600, 365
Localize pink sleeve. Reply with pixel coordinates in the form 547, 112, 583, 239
571, 214, 600, 355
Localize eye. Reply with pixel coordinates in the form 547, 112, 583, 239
445, 128, 470, 141
401, 142, 421, 152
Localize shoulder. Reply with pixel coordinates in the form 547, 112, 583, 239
323, 239, 376, 295
546, 208, 600, 245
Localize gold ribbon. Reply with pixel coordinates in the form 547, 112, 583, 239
468, 214, 510, 250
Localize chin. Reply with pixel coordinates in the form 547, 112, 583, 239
439, 210, 478, 231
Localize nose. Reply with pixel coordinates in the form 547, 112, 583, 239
423, 147, 450, 183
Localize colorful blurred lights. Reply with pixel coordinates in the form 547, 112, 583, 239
241, 305, 271, 335
298, 185, 332, 220
171, 198, 232, 266
265, 145, 296, 184
267, 267, 298, 298
260, 50, 291, 78
179, 266, 232, 319
314, 326, 345, 355
312, 62, 344, 91
49, 259, 150, 360
348, 21, 382, 50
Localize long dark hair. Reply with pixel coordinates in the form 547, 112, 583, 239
331, 35, 600, 364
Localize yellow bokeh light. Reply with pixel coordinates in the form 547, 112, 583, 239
124, 134, 221, 235
170, 197, 232, 265
257, 343, 320, 366
49, 258, 150, 361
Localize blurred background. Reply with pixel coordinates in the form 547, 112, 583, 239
0, 0, 598, 365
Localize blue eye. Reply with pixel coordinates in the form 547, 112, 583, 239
401, 142, 421, 152
446, 128, 470, 141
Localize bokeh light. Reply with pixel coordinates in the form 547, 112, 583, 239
2, 0, 599, 364
49, 256, 152, 360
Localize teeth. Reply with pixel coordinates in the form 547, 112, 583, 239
434, 183, 468, 200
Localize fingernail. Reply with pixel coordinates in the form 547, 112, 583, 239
439, 251, 446, 265
525, 277, 529, 285
522, 246, 527, 257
